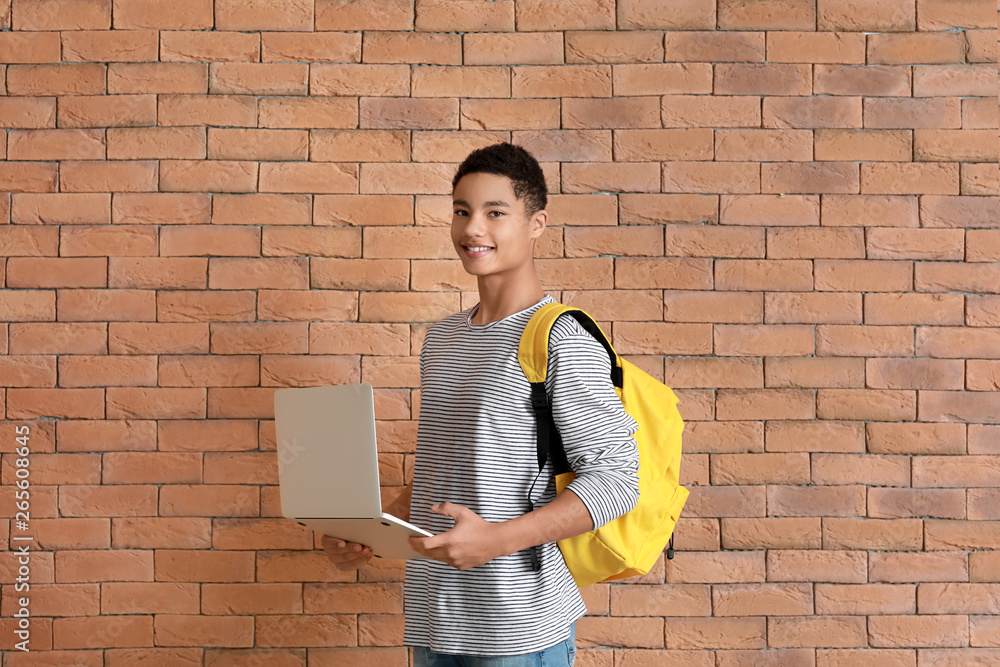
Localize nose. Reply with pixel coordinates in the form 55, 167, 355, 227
462, 210, 488, 238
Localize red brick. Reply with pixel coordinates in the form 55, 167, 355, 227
563, 98, 661, 130
609, 584, 711, 617
664, 290, 762, 323
721, 194, 820, 226
819, 388, 916, 421
867, 358, 963, 390
717, 63, 811, 96
0, 98, 56, 130
815, 64, 911, 96
665, 161, 759, 194
713, 583, 813, 617
255, 614, 356, 648
765, 421, 864, 453
816, 583, 916, 616
216, 0, 312, 30
864, 293, 964, 325
660, 617, 764, 650
463, 32, 563, 65
770, 485, 866, 517
716, 129, 811, 162
662, 95, 761, 127
617, 0, 716, 30
62, 29, 157, 63
968, 360, 1000, 391
763, 162, 860, 194
765, 293, 861, 325
663, 31, 764, 63
11, 0, 111, 30
767, 549, 867, 584
816, 325, 913, 357
615, 129, 712, 162
915, 129, 998, 163
825, 518, 923, 551
157, 95, 256, 126
768, 227, 865, 259
712, 452, 810, 485
155, 615, 254, 648
717, 0, 815, 28
516, 0, 612, 30
613, 63, 712, 95
767, 31, 866, 64
869, 32, 966, 65
821, 195, 916, 228
575, 616, 663, 649
360, 97, 458, 130
311, 260, 407, 294
0, 162, 56, 193
811, 453, 909, 487
107, 63, 207, 95
262, 31, 360, 63
715, 325, 814, 356
258, 97, 357, 129
0, 31, 58, 63
52, 615, 152, 650
772, 616, 869, 648
914, 64, 997, 97
684, 484, 765, 517
315, 0, 412, 30
416, 0, 513, 31
722, 518, 821, 550
112, 0, 210, 28
815, 260, 912, 292
411, 66, 509, 98
921, 195, 999, 229
716, 260, 813, 292
258, 163, 357, 194
763, 96, 864, 130
971, 552, 1000, 582
8, 64, 107, 96
913, 455, 1000, 489
664, 550, 764, 584
958, 159, 993, 194
818, 0, 914, 30
815, 128, 911, 162
918, 327, 1000, 358
563, 290, 662, 321
613, 323, 711, 355
664, 358, 762, 389
566, 30, 663, 63
562, 162, 660, 193
927, 520, 1000, 551
870, 615, 968, 648
867, 423, 966, 456
868, 489, 966, 519
717, 389, 815, 421
160, 31, 259, 63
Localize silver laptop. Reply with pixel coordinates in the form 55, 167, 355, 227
274, 382, 432, 560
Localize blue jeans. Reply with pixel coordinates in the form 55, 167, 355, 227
413, 623, 577, 667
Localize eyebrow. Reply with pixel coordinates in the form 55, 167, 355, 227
453, 199, 511, 208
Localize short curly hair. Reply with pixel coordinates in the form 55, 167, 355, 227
452, 142, 548, 217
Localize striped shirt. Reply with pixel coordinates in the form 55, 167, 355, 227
403, 294, 640, 656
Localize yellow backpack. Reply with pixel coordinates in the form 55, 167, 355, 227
518, 302, 689, 587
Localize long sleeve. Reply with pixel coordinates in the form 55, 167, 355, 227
543, 317, 640, 531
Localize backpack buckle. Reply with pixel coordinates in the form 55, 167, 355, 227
530, 383, 549, 413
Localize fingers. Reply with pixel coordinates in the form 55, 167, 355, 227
320, 535, 373, 570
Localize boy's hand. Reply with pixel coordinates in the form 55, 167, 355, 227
321, 535, 374, 570
408, 502, 505, 570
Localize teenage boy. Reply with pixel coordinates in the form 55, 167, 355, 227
323, 142, 639, 665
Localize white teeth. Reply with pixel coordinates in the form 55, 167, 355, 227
466, 246, 492, 252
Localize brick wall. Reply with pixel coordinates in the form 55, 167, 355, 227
1, 0, 998, 664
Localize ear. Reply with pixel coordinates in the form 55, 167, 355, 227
529, 209, 547, 240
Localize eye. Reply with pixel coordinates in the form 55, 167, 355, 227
488, 210, 504, 217
453, 210, 468, 217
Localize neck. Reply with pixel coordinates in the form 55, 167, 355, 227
472, 269, 545, 325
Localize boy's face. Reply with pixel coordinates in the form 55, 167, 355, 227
451, 172, 546, 279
